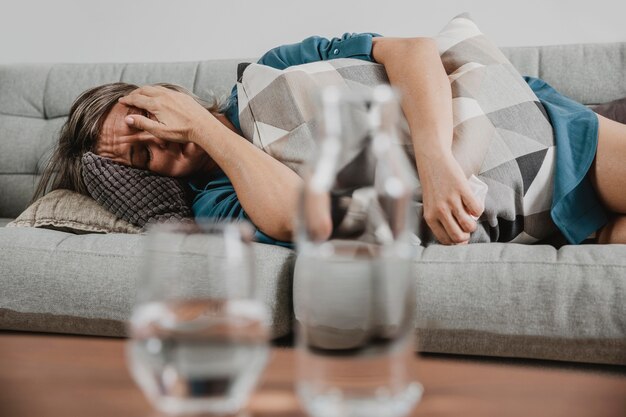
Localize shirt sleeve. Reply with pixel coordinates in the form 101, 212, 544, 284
258, 32, 382, 69
190, 173, 294, 248
191, 173, 245, 222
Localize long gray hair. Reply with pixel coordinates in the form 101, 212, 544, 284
32, 82, 221, 203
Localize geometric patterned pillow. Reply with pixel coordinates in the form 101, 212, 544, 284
435, 13, 558, 243
237, 14, 559, 244
81, 152, 192, 228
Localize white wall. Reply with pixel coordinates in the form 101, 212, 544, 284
1, 0, 625, 64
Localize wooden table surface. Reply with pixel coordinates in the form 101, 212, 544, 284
0, 332, 624, 417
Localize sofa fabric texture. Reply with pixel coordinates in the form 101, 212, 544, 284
294, 243, 626, 365
1, 42, 625, 365
0, 227, 295, 338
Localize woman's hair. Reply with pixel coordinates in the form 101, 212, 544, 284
32, 82, 222, 203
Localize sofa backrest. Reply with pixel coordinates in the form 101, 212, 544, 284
1, 43, 625, 218
0, 59, 245, 218
502, 43, 626, 104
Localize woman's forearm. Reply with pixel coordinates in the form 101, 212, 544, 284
372, 37, 453, 164
372, 37, 483, 244
191, 119, 302, 241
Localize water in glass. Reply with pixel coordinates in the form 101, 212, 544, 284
127, 222, 269, 416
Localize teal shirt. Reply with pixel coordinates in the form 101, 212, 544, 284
189, 173, 293, 248
193, 33, 606, 245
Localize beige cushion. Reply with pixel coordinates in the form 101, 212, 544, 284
7, 189, 141, 234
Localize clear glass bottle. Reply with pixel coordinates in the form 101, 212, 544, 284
295, 86, 422, 417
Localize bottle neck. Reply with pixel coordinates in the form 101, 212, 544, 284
368, 97, 401, 156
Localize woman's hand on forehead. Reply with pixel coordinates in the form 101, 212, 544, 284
118, 85, 215, 144
96, 102, 165, 165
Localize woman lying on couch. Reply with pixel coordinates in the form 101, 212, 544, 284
34, 32, 626, 245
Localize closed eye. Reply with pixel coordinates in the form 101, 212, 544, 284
131, 143, 151, 169
144, 144, 152, 167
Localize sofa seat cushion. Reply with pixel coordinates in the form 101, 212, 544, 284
0, 227, 295, 338
294, 243, 626, 365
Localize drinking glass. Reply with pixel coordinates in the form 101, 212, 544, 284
295, 86, 423, 417
126, 221, 270, 416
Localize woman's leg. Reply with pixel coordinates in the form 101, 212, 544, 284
590, 113, 626, 243
590, 113, 626, 212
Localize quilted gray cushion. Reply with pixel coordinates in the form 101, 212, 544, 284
81, 152, 192, 228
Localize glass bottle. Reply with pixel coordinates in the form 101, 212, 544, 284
295, 86, 422, 417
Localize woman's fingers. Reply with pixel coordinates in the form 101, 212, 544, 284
118, 132, 170, 149
119, 85, 176, 111
117, 86, 206, 144
428, 220, 452, 245
452, 203, 477, 234
124, 85, 167, 98
118, 94, 156, 112
124, 115, 162, 136
462, 188, 484, 218
425, 204, 471, 244
119, 131, 157, 141
440, 210, 470, 244
124, 115, 189, 144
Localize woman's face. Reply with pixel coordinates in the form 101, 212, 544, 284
95, 100, 214, 177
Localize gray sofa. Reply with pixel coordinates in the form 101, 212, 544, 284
1, 43, 625, 365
